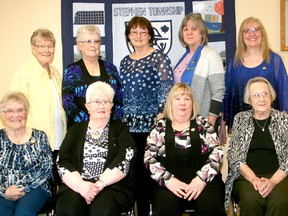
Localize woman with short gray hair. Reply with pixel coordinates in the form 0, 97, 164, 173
62, 25, 123, 129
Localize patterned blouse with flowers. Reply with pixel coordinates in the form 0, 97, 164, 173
0, 129, 52, 197
119, 49, 174, 133
144, 116, 224, 187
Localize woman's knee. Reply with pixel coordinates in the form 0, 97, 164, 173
151, 190, 182, 216
56, 189, 87, 216
15, 188, 49, 216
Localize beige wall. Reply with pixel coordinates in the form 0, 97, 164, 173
0, 0, 62, 100
235, 0, 288, 66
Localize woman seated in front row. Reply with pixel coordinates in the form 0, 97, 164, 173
225, 77, 288, 215
0, 91, 52, 216
56, 81, 137, 216
144, 83, 226, 216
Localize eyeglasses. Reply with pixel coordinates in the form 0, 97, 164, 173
251, 91, 270, 99
79, 39, 101, 45
87, 100, 111, 106
243, 27, 261, 34
130, 30, 149, 37
2, 108, 26, 115
34, 44, 55, 50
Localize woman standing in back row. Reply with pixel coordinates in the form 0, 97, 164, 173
11, 28, 66, 161
174, 13, 225, 127
62, 25, 123, 129
119, 16, 174, 216
219, 17, 288, 144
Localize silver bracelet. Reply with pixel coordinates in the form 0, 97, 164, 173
98, 179, 107, 187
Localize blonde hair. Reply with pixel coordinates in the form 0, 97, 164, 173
164, 83, 199, 121
243, 77, 276, 105
30, 28, 55, 46
234, 17, 271, 66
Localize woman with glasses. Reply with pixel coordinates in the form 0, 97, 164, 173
119, 16, 174, 216
62, 25, 123, 129
219, 17, 288, 144
11, 28, 66, 161
225, 77, 288, 215
174, 13, 225, 128
0, 91, 52, 216
56, 81, 136, 216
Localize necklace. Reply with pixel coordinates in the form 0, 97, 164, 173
254, 118, 269, 132
5, 128, 27, 144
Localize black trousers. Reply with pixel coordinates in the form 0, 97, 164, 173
151, 176, 226, 216
233, 175, 288, 216
131, 132, 153, 216
56, 186, 123, 216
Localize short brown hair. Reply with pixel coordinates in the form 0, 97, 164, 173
125, 16, 155, 45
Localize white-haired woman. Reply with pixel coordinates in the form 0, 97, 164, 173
62, 25, 123, 128
225, 77, 288, 215
56, 81, 136, 216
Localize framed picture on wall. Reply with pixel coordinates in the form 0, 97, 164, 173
281, 0, 288, 50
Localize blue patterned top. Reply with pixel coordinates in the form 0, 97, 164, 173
222, 51, 288, 130
119, 49, 174, 133
62, 59, 123, 128
0, 129, 52, 197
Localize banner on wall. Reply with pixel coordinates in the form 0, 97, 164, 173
61, 0, 235, 70
112, 2, 185, 68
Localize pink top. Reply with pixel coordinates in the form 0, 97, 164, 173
173, 52, 193, 83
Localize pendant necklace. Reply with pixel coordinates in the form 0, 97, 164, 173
254, 118, 268, 132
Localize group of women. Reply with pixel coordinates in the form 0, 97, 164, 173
0, 12, 287, 216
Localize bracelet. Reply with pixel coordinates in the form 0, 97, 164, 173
98, 179, 107, 188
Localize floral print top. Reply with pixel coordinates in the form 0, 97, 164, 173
144, 117, 223, 186
0, 129, 52, 197
119, 49, 174, 133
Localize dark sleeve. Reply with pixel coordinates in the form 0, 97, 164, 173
62, 63, 89, 125
58, 123, 86, 172
156, 52, 174, 112
106, 121, 136, 170
105, 61, 124, 120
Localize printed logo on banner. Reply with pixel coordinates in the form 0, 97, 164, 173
125, 20, 172, 55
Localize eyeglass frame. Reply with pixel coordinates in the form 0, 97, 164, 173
34, 44, 55, 50
2, 108, 26, 115
251, 91, 271, 99
129, 30, 149, 37
242, 27, 261, 34
78, 39, 101, 45
87, 100, 112, 106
